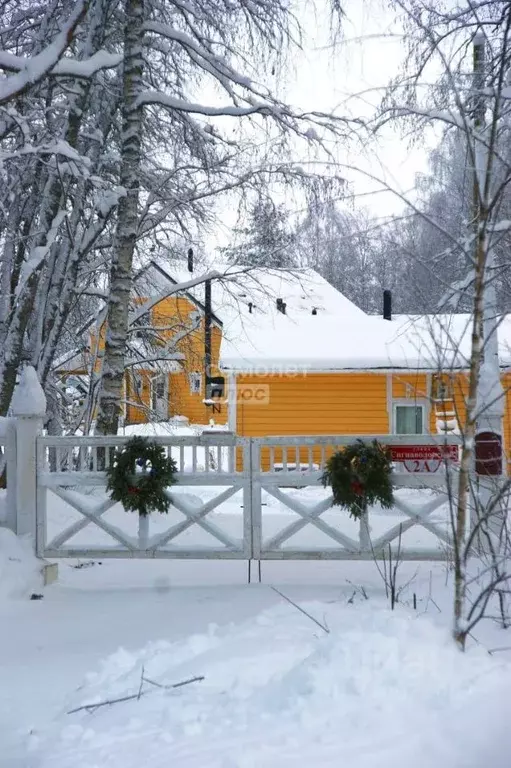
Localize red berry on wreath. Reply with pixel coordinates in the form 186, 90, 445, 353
351, 480, 364, 496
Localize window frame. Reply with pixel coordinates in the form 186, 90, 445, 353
189, 372, 202, 395
392, 399, 428, 435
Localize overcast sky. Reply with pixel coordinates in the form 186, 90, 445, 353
281, 0, 431, 214
206, 0, 434, 252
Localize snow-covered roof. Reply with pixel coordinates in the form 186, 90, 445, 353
80, 257, 511, 373
220, 303, 511, 374
390, 314, 511, 371
134, 261, 223, 326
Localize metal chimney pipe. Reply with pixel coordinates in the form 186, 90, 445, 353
204, 279, 212, 388
383, 289, 392, 321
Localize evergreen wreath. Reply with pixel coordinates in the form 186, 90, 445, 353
321, 439, 394, 519
106, 436, 177, 516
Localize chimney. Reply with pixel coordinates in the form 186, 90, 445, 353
276, 297, 286, 314
187, 247, 194, 273
383, 289, 392, 321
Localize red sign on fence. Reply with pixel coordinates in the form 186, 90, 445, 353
388, 444, 458, 473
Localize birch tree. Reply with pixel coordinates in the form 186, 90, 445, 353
0, 0, 123, 418
379, 0, 511, 648
94, 0, 348, 436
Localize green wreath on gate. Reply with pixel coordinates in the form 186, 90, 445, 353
106, 436, 177, 516
321, 439, 394, 520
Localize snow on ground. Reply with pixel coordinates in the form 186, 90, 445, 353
119, 419, 226, 438
27, 598, 511, 768
2, 555, 511, 768
0, 525, 42, 599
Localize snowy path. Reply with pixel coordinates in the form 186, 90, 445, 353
0, 561, 276, 764
2, 556, 511, 767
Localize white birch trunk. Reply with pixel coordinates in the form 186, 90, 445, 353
453, 236, 485, 649
96, 0, 145, 436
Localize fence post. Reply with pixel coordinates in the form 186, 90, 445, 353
250, 438, 262, 561
11, 367, 46, 546
4, 418, 17, 532
359, 502, 371, 551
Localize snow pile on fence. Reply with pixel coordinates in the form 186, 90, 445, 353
34, 602, 511, 768
0, 527, 42, 599
120, 420, 228, 438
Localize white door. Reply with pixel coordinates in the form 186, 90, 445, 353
151, 374, 168, 420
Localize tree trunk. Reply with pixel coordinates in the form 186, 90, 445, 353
96, 0, 144, 436
453, 226, 487, 650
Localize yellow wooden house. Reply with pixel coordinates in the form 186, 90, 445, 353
56, 260, 511, 471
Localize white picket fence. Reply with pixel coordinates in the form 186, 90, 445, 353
0, 375, 464, 564
28, 430, 461, 562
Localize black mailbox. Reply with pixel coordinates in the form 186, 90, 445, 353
206, 376, 225, 399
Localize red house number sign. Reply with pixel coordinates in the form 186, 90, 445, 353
389, 444, 459, 473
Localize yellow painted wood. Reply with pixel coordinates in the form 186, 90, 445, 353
236, 373, 389, 437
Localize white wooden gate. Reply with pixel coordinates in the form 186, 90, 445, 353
36, 434, 251, 559
34, 433, 461, 562
250, 436, 457, 561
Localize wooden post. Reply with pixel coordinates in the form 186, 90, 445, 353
359, 500, 371, 550
11, 367, 46, 546
138, 511, 149, 549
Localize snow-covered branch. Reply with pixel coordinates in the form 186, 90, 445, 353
0, 0, 87, 105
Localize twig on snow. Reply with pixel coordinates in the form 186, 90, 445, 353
66, 674, 205, 714
142, 674, 205, 690
422, 570, 442, 615
488, 646, 511, 655
270, 586, 330, 634
346, 580, 369, 602
67, 691, 151, 714
137, 665, 145, 700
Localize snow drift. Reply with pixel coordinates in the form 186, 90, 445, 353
33, 602, 511, 768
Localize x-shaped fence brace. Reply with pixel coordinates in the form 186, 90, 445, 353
260, 485, 453, 554
45, 484, 244, 553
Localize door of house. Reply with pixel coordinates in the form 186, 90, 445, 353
151, 374, 168, 420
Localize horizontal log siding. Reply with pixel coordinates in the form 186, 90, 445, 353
236, 373, 388, 436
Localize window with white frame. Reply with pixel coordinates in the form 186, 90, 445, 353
189, 372, 202, 394
394, 404, 424, 434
